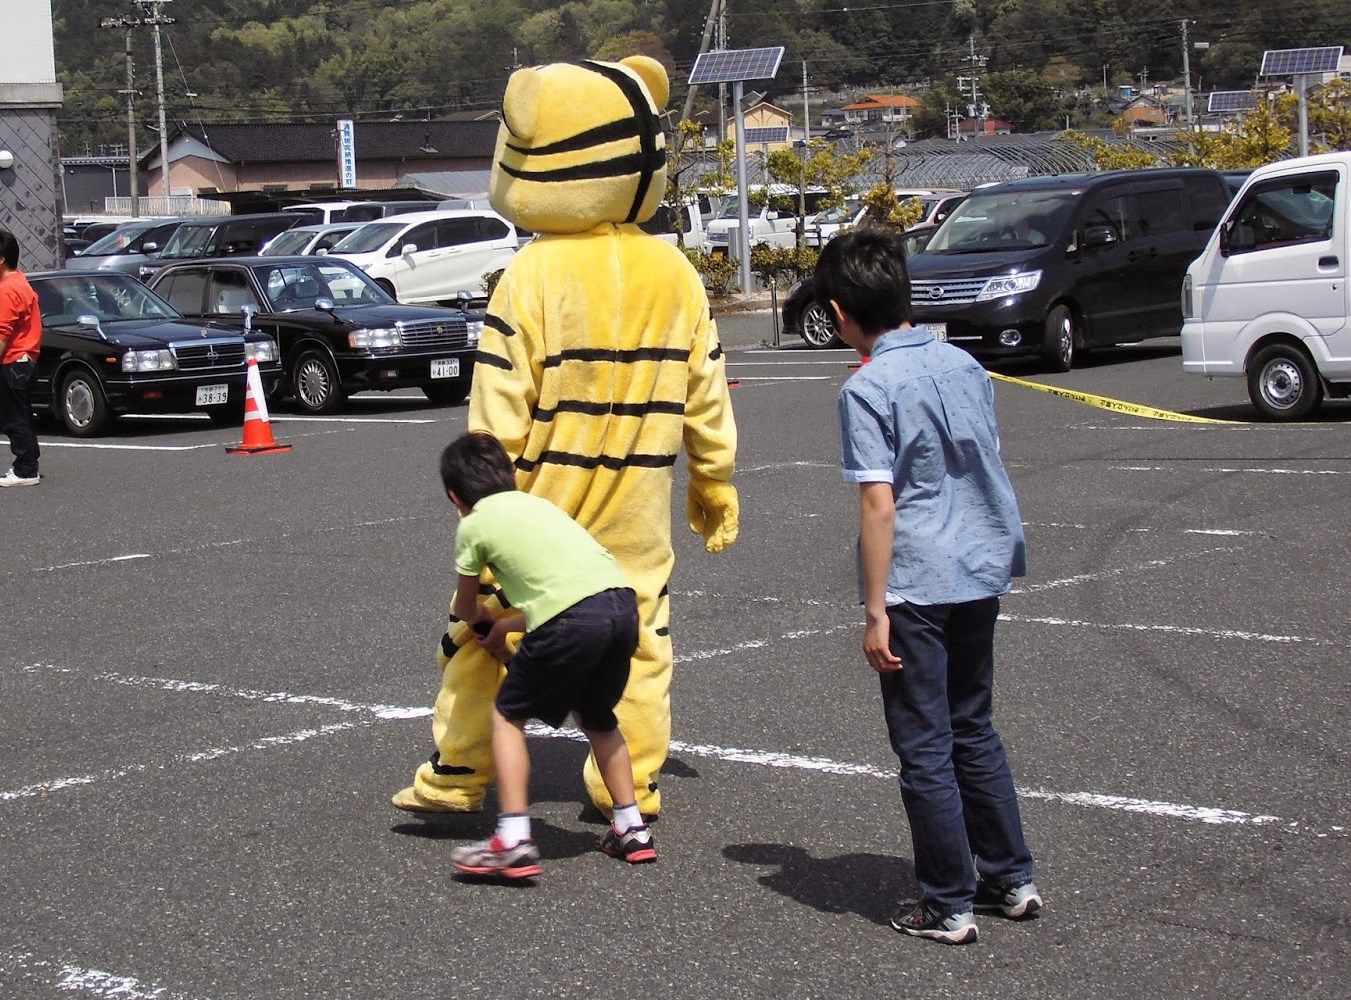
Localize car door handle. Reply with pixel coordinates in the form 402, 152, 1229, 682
1318, 255, 1339, 268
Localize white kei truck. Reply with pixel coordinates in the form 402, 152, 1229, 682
1181, 151, 1351, 420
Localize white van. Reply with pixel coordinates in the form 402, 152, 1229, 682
1181, 151, 1349, 420
324, 208, 518, 305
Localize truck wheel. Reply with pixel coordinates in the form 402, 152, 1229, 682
1247, 344, 1323, 421
1041, 305, 1076, 372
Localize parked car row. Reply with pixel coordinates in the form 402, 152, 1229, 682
28, 257, 483, 437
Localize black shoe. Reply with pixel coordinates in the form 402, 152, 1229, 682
599, 824, 658, 864
890, 903, 978, 945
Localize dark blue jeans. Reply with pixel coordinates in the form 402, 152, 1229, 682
0, 361, 39, 478
880, 596, 1033, 916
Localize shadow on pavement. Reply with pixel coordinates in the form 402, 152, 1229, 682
723, 842, 915, 925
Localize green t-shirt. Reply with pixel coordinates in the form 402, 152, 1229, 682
454, 490, 629, 630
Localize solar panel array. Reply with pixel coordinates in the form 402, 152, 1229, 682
688, 47, 785, 85
744, 126, 790, 144
1207, 90, 1258, 113
1259, 46, 1344, 76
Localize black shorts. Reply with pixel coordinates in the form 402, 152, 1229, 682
495, 588, 638, 731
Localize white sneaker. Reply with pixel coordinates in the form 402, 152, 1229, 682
0, 468, 40, 487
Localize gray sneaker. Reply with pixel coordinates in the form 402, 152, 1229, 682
974, 880, 1043, 919
450, 835, 542, 879
890, 904, 978, 945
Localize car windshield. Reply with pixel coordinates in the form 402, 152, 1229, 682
159, 223, 220, 259
327, 222, 404, 254
814, 201, 860, 225
924, 191, 1076, 253
81, 221, 158, 256
261, 230, 316, 256
254, 260, 395, 310
33, 273, 180, 325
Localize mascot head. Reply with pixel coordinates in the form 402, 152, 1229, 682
489, 57, 669, 235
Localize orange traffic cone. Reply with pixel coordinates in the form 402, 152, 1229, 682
226, 357, 292, 455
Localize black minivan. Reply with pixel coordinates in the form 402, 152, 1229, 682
138, 212, 301, 283
907, 168, 1231, 371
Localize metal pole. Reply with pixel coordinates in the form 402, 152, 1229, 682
734, 81, 752, 295
680, 0, 721, 124
1296, 74, 1310, 157
140, 0, 174, 201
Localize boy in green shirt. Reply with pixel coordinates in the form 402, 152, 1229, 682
442, 432, 656, 878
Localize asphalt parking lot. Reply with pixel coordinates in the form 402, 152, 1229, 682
2, 309, 1348, 999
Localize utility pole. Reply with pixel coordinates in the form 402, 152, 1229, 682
680, 0, 722, 124
959, 36, 986, 142
1180, 19, 1195, 142
101, 11, 140, 216
717, 0, 728, 140
137, 0, 174, 201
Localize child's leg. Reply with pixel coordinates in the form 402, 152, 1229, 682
492, 707, 530, 816
582, 725, 637, 809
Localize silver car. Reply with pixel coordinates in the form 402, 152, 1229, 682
63, 218, 184, 277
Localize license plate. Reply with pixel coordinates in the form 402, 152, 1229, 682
430, 358, 459, 379
929, 323, 947, 342
196, 384, 229, 406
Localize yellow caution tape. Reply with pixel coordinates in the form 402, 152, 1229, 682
988, 371, 1246, 424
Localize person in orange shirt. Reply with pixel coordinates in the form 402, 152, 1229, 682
0, 229, 42, 487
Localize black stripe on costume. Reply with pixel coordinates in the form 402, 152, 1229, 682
659, 583, 669, 599
478, 582, 513, 609
709, 344, 723, 361
542, 347, 690, 368
429, 750, 476, 777
581, 61, 662, 223
484, 313, 516, 338
475, 349, 514, 371
515, 450, 678, 473
440, 632, 456, 657
506, 117, 644, 157
533, 399, 685, 421
656, 626, 670, 637
500, 151, 654, 186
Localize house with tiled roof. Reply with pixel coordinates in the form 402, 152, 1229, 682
140, 120, 500, 201
839, 93, 921, 125
723, 100, 795, 151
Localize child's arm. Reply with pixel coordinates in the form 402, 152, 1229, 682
452, 573, 485, 626
858, 482, 902, 673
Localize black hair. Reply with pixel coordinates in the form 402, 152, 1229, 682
439, 432, 517, 507
0, 230, 18, 270
812, 226, 912, 336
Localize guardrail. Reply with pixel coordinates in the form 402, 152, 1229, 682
103, 196, 230, 216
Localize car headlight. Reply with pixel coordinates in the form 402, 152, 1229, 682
246, 339, 278, 363
466, 318, 483, 344
121, 349, 177, 372
976, 270, 1042, 301
349, 327, 402, 348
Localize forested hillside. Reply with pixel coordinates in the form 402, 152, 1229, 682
52, 0, 1351, 152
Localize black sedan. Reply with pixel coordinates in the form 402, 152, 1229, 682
30, 271, 282, 437
781, 224, 941, 349
148, 256, 482, 413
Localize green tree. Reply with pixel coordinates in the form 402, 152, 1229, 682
982, 69, 1070, 132
763, 141, 872, 247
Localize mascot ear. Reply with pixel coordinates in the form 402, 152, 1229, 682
502, 66, 542, 142
620, 56, 670, 110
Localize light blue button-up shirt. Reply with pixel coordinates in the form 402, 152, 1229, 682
838, 325, 1027, 606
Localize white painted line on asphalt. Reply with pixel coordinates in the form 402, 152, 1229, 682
729, 376, 833, 382
743, 348, 851, 355
6, 662, 1336, 835
1011, 547, 1241, 595
271, 415, 439, 424
1022, 521, 1258, 537
34, 553, 151, 571
39, 441, 220, 451
0, 954, 204, 999
1112, 465, 1351, 475
999, 613, 1324, 645
738, 460, 838, 473
0, 717, 368, 802
729, 358, 854, 365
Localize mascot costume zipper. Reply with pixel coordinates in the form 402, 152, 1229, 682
393, 55, 739, 818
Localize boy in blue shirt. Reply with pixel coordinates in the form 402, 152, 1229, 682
440, 432, 656, 878
815, 228, 1040, 944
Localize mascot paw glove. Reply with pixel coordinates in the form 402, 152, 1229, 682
686, 478, 739, 553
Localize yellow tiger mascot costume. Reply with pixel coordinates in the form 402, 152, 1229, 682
393, 55, 738, 818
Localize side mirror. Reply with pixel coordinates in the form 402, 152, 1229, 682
240, 304, 257, 331
401, 243, 418, 257
315, 296, 336, 314
142, 241, 159, 253
316, 248, 329, 256
456, 290, 473, 310
1082, 226, 1118, 248
77, 314, 108, 340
